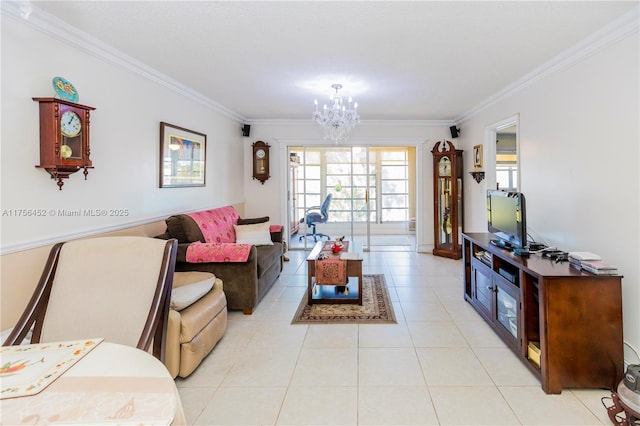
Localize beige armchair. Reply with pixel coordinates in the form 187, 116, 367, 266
3, 237, 177, 362
165, 271, 227, 378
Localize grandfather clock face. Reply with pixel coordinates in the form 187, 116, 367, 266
438, 157, 451, 177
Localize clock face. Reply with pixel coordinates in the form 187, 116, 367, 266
256, 149, 266, 159
60, 144, 72, 159
438, 157, 451, 176
60, 111, 82, 137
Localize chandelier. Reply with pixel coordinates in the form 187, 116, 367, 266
312, 84, 360, 142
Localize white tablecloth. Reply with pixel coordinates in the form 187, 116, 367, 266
1, 342, 185, 425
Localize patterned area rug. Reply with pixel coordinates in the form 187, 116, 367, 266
291, 274, 397, 324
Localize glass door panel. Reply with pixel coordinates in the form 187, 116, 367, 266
287, 146, 414, 252
494, 277, 521, 349
496, 287, 518, 339
473, 266, 493, 319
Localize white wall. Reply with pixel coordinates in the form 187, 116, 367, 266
457, 34, 640, 364
1, 14, 245, 253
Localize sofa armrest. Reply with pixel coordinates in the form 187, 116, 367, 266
175, 242, 191, 263
270, 225, 284, 244
165, 309, 181, 378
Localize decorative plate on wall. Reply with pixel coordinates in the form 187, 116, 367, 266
52, 76, 79, 102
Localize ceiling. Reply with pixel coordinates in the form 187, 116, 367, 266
28, 1, 638, 122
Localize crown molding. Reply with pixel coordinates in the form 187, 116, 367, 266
3, 1, 637, 126
456, 6, 639, 124
247, 118, 453, 127
1, 1, 247, 123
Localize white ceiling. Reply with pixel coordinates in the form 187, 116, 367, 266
28, 1, 639, 122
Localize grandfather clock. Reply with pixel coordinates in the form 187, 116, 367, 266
432, 140, 463, 259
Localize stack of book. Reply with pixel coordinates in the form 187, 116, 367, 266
568, 252, 601, 270
569, 252, 618, 275
580, 259, 618, 275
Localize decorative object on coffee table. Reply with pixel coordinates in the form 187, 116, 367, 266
291, 274, 396, 325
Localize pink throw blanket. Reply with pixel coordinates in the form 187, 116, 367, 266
186, 242, 252, 263
188, 206, 239, 243
185, 207, 282, 263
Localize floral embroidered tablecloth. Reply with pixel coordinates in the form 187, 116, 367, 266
1, 342, 183, 425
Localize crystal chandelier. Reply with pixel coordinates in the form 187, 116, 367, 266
312, 84, 360, 142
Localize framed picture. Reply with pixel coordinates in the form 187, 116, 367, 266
473, 144, 483, 169
159, 122, 206, 188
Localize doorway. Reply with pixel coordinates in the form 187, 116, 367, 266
486, 115, 520, 192
286, 146, 416, 251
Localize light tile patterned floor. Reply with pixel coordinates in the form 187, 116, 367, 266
175, 249, 612, 425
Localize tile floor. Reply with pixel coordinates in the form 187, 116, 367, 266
175, 249, 614, 425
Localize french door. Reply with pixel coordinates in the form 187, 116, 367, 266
287, 146, 414, 251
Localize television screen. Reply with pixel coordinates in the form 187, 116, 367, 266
487, 190, 527, 249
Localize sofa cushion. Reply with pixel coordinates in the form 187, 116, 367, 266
166, 215, 205, 243
237, 216, 269, 225
173, 271, 216, 288
178, 279, 227, 343
171, 275, 215, 311
233, 222, 274, 246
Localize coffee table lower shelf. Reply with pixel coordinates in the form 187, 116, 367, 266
309, 277, 361, 305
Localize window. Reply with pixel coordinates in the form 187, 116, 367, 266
379, 150, 409, 222
290, 146, 411, 225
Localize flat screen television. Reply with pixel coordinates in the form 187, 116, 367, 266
487, 190, 527, 250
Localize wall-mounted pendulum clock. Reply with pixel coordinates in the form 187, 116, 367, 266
432, 140, 463, 259
252, 140, 270, 184
33, 97, 95, 190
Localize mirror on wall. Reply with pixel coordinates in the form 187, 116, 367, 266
495, 124, 518, 190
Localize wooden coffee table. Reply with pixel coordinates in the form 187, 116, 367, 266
307, 241, 363, 305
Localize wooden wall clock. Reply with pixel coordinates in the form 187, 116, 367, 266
252, 141, 270, 184
432, 140, 464, 259
33, 97, 95, 190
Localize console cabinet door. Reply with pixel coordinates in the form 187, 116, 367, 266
472, 262, 493, 320
493, 276, 521, 351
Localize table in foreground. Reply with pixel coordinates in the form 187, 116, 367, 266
307, 241, 363, 305
1, 341, 186, 425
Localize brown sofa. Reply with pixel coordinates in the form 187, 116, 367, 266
156, 206, 284, 314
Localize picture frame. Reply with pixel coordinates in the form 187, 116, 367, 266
473, 144, 483, 169
159, 122, 206, 188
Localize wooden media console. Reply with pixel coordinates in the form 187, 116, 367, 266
462, 232, 623, 394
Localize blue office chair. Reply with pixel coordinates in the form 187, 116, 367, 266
299, 194, 332, 242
